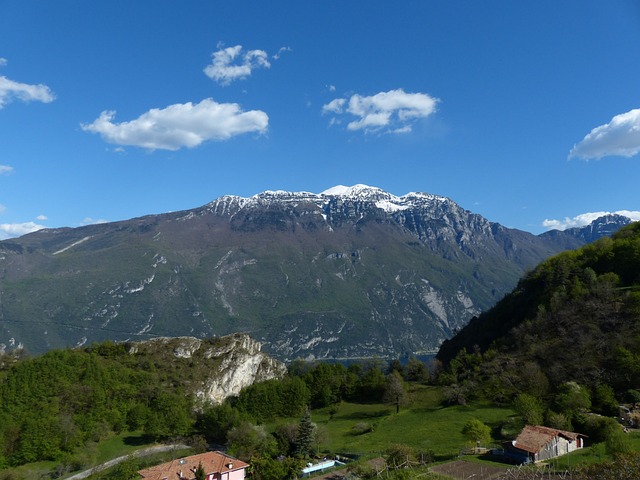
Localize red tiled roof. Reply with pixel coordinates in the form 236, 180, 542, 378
138, 451, 249, 480
514, 425, 582, 454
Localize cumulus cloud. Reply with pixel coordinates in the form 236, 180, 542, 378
569, 108, 640, 160
36, 214, 48, 221
0, 60, 55, 109
81, 98, 268, 150
543, 210, 640, 231
0, 165, 13, 175
204, 44, 271, 85
322, 89, 439, 134
0, 221, 46, 240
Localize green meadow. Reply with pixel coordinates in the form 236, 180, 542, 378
272, 385, 518, 459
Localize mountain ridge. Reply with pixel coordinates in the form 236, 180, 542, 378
0, 185, 633, 360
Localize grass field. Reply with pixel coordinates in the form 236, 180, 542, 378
275, 385, 518, 459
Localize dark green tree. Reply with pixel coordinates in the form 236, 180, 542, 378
404, 357, 429, 383
592, 384, 619, 417
227, 422, 277, 461
388, 359, 404, 377
554, 381, 591, 417
513, 393, 544, 426
194, 461, 207, 480
294, 408, 315, 458
280, 377, 311, 417
197, 402, 250, 444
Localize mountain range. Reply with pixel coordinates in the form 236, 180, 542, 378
0, 185, 633, 360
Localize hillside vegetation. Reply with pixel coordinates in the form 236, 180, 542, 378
437, 222, 640, 428
0, 334, 284, 470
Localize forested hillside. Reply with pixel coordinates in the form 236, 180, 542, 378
0, 337, 421, 472
437, 221, 640, 407
0, 343, 193, 467
0, 334, 286, 469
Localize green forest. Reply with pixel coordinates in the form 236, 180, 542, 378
438, 222, 640, 404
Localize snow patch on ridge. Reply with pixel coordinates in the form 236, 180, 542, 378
376, 200, 409, 213
53, 236, 92, 255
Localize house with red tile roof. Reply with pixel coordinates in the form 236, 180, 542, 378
509, 425, 585, 463
138, 451, 249, 480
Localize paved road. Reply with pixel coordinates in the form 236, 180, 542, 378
64, 444, 191, 480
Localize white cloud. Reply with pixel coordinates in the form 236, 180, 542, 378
204, 44, 271, 85
81, 217, 108, 225
0, 60, 55, 109
543, 210, 640, 231
322, 89, 439, 134
569, 108, 640, 160
0, 165, 13, 175
0, 221, 46, 240
36, 214, 48, 221
273, 46, 292, 60
322, 98, 346, 114
81, 98, 268, 151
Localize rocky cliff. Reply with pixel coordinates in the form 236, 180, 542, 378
125, 333, 286, 406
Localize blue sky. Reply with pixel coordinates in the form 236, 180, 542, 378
1, 1, 640, 239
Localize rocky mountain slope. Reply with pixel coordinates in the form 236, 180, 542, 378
125, 333, 286, 406
0, 185, 632, 360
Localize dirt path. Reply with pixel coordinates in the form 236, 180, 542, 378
64, 444, 191, 479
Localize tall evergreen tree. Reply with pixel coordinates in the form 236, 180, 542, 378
295, 407, 315, 458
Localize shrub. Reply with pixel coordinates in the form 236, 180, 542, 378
461, 418, 491, 446
350, 422, 373, 435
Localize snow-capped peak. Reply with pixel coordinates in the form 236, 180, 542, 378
320, 185, 351, 196
320, 184, 383, 197
320, 185, 415, 213
207, 184, 451, 216
320, 185, 400, 204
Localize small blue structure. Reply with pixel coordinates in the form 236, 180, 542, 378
301, 459, 346, 476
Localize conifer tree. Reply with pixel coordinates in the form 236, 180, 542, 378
295, 407, 315, 458
194, 461, 206, 480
